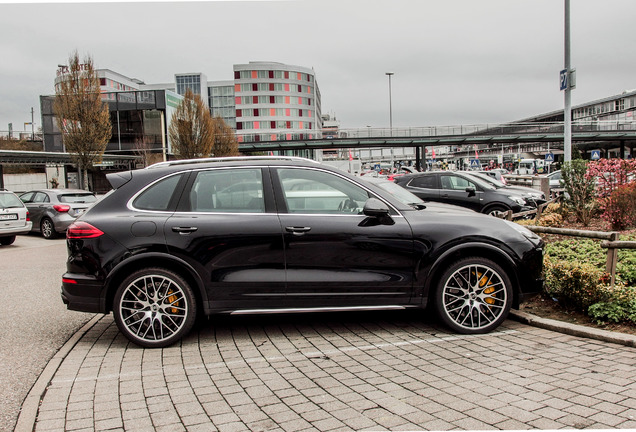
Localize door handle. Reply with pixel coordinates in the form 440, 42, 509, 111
172, 226, 198, 234
285, 226, 311, 236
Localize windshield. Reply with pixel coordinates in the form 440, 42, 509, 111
0, 192, 25, 209
362, 178, 425, 207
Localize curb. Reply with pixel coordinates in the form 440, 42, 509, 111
14, 314, 103, 432
509, 310, 636, 348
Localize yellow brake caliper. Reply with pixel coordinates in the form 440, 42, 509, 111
477, 272, 496, 305
167, 289, 179, 314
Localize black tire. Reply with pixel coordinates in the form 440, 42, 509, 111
113, 268, 197, 348
433, 257, 513, 334
0, 236, 16, 246
41, 218, 57, 239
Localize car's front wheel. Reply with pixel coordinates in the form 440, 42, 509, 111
113, 268, 197, 348
433, 257, 512, 334
483, 205, 509, 217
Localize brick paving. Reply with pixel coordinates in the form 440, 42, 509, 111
30, 312, 636, 431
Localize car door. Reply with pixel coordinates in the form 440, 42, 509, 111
20, 191, 48, 228
438, 174, 483, 211
165, 167, 286, 311
272, 167, 415, 308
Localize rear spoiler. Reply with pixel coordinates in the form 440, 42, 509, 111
106, 171, 133, 190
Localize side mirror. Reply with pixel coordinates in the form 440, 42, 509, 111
363, 198, 390, 218
362, 198, 394, 226
465, 187, 476, 197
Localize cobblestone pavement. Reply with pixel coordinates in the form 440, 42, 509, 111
28, 311, 636, 431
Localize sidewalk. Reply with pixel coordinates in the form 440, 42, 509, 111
15, 311, 636, 432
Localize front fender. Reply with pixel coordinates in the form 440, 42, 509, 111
416, 240, 521, 306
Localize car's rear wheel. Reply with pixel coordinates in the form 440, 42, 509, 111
0, 236, 16, 246
433, 257, 512, 334
41, 218, 57, 239
113, 268, 197, 348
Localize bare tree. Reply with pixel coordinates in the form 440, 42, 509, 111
54, 50, 111, 190
211, 116, 239, 157
168, 89, 214, 159
133, 136, 162, 168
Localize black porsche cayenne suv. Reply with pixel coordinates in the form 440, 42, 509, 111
62, 157, 544, 347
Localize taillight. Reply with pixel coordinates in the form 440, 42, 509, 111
26, 211, 30, 221
53, 204, 71, 212
66, 221, 104, 239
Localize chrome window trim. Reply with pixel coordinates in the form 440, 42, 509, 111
127, 164, 404, 218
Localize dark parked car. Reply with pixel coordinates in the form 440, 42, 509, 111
20, 189, 97, 239
467, 172, 546, 208
394, 171, 534, 216
62, 157, 544, 347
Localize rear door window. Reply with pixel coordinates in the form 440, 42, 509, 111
188, 168, 265, 213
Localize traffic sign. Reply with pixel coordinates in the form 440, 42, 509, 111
591, 150, 601, 160
545, 153, 554, 162
470, 159, 480, 169
560, 69, 568, 91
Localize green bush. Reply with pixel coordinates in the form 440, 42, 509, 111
543, 256, 613, 310
588, 287, 636, 325
543, 237, 636, 326
561, 160, 598, 226
546, 237, 636, 286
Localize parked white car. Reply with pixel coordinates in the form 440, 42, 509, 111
0, 189, 32, 245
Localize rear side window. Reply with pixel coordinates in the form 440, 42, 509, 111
409, 176, 437, 189
133, 174, 183, 211
189, 168, 265, 213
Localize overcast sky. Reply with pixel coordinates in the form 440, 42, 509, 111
1, 0, 635, 134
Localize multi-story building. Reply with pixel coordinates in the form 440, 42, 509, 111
229, 62, 322, 143
45, 62, 322, 158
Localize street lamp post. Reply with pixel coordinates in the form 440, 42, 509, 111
386, 72, 394, 169
564, 0, 573, 163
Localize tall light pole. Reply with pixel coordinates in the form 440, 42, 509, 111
386, 72, 394, 168
563, 0, 572, 163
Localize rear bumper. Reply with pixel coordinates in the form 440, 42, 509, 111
61, 273, 105, 313
0, 221, 32, 237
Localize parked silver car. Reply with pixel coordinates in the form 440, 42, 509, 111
0, 189, 32, 245
19, 189, 97, 239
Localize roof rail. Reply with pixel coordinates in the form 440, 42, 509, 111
146, 156, 320, 169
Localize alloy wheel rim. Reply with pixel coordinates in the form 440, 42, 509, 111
119, 274, 188, 342
442, 264, 507, 330
42, 220, 52, 237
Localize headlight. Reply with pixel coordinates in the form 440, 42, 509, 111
508, 196, 526, 205
503, 220, 542, 242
